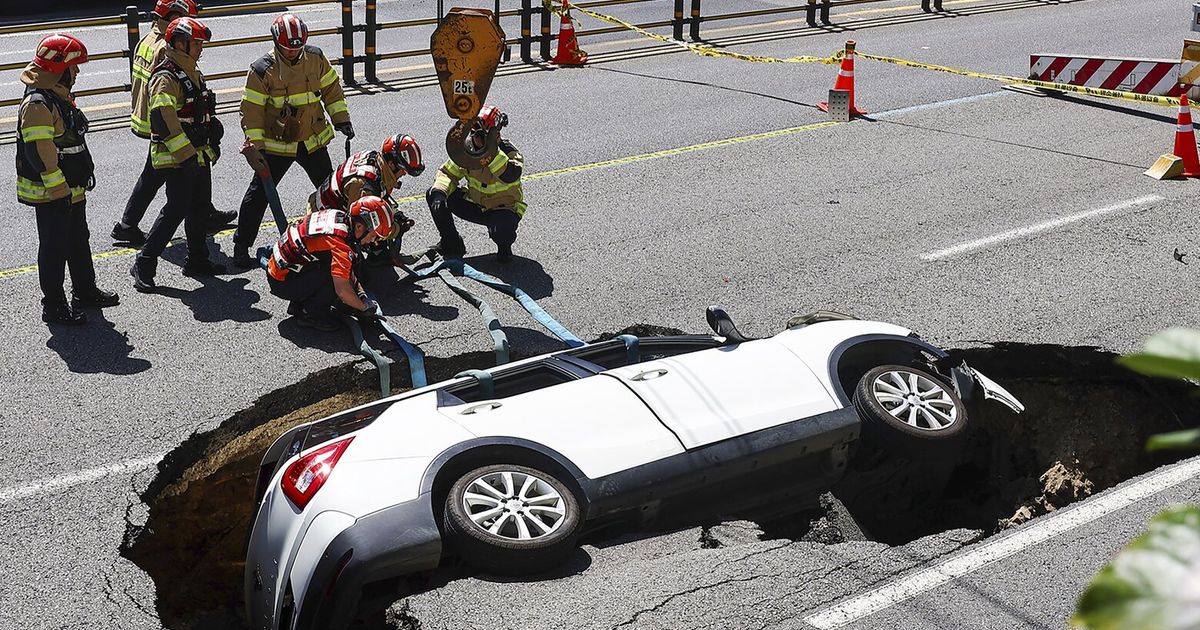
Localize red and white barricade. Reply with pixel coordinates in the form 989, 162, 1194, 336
1029, 54, 1187, 96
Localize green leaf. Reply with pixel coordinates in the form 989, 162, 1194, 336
1118, 328, 1200, 381
1071, 506, 1200, 630
1147, 429, 1200, 453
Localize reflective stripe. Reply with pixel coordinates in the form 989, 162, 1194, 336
131, 114, 151, 135
242, 88, 268, 106
326, 99, 348, 116
58, 144, 87, 155
466, 177, 521, 194
310, 124, 334, 148
150, 147, 176, 168
320, 67, 339, 88
16, 176, 82, 204
262, 124, 335, 156
19, 125, 55, 142
263, 139, 299, 154
41, 169, 66, 187
443, 161, 466, 179
164, 134, 190, 152
245, 128, 266, 141
487, 151, 509, 175
257, 92, 322, 108
149, 93, 177, 110
132, 65, 152, 81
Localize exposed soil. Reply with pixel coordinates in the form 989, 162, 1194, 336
122, 339, 1200, 629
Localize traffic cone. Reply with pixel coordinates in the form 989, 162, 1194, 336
552, 0, 588, 66
1174, 94, 1200, 177
818, 40, 866, 116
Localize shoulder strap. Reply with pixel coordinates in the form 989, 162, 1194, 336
250, 53, 275, 78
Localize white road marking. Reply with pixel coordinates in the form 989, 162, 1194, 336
0, 454, 165, 506
919, 194, 1164, 261
0, 4, 336, 40
873, 91, 1006, 117
804, 455, 1200, 629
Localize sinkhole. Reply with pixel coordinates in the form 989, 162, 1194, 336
121, 335, 1200, 629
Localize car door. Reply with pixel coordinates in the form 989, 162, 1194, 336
437, 360, 685, 478
606, 339, 838, 449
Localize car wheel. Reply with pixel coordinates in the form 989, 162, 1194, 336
852, 364, 968, 456
444, 463, 582, 575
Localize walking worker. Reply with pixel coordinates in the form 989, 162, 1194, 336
426, 104, 525, 263
232, 13, 353, 268
131, 17, 226, 293
113, 0, 234, 246
265, 196, 393, 331
16, 34, 119, 324
306, 133, 425, 265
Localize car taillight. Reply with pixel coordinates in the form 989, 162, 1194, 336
281, 437, 353, 510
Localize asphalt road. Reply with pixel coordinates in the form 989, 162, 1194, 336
1, 0, 1198, 628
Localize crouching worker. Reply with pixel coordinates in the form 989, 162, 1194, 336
265, 196, 392, 331
306, 133, 425, 267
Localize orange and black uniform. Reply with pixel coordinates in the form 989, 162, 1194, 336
266, 209, 359, 318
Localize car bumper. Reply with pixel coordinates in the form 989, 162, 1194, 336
246, 495, 443, 630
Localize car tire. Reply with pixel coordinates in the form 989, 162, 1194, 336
444, 463, 582, 575
852, 364, 968, 457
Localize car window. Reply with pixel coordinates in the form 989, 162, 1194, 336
567, 336, 722, 370
442, 362, 576, 404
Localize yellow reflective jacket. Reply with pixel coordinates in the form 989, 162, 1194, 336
147, 47, 218, 169
240, 46, 349, 157
130, 19, 169, 139
15, 65, 87, 205
432, 140, 526, 216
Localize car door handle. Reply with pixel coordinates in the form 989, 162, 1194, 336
631, 368, 668, 381
460, 402, 502, 415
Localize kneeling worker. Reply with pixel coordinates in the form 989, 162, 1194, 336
427, 104, 525, 263
307, 133, 425, 266
265, 196, 393, 330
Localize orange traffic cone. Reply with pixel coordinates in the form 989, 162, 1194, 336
818, 40, 866, 116
552, 0, 588, 66
1174, 94, 1200, 177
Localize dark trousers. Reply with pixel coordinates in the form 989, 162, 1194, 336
35, 197, 97, 305
121, 149, 222, 227
141, 163, 213, 262
431, 189, 521, 248
235, 145, 332, 249
267, 260, 336, 313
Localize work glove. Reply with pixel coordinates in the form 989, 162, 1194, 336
394, 210, 415, 234
335, 122, 355, 139
427, 189, 448, 214
357, 302, 382, 322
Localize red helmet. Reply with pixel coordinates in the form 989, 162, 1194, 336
165, 17, 211, 46
380, 134, 425, 177
477, 104, 508, 132
152, 0, 196, 20
271, 13, 308, 51
349, 196, 394, 240
32, 34, 88, 74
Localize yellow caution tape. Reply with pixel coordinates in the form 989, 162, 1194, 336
569, 4, 841, 66
565, 3, 1181, 108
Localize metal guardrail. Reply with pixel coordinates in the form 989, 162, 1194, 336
0, 0, 957, 115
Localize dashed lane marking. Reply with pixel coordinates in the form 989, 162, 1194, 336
919, 194, 1164, 261
0, 454, 165, 506
803, 455, 1200, 629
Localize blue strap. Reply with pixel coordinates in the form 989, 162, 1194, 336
260, 173, 289, 235
437, 268, 511, 364
336, 311, 390, 397
459, 263, 585, 347
616, 334, 639, 364
454, 369, 495, 398
377, 317, 428, 388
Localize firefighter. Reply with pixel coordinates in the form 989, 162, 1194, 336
232, 13, 352, 268
427, 104, 524, 263
265, 196, 393, 331
303, 133, 425, 267
17, 34, 118, 324
113, 0, 234, 246
130, 17, 225, 293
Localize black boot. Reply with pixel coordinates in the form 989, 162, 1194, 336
131, 257, 157, 293
232, 246, 255, 269
182, 257, 227, 277
437, 235, 466, 259
43, 301, 87, 325
207, 209, 238, 234
72, 287, 120, 308
111, 222, 147, 247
